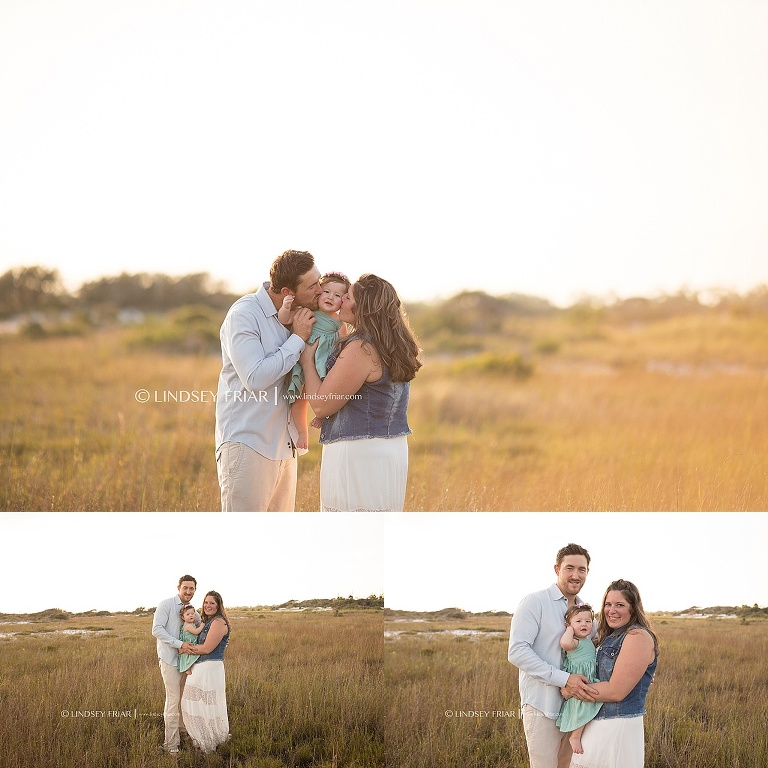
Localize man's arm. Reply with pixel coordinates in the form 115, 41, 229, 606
223, 307, 306, 393
151, 599, 182, 650
507, 595, 571, 689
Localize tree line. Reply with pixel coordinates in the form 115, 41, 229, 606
0, 265, 238, 318
3, 264, 767, 322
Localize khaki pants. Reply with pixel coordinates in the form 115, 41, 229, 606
217, 441, 297, 511
522, 704, 573, 768
159, 659, 187, 751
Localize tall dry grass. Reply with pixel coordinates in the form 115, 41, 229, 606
384, 616, 768, 768
1, 310, 767, 510
0, 610, 383, 768
1, 332, 222, 511
406, 362, 768, 510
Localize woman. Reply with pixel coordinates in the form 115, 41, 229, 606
180, 590, 231, 753
299, 273, 421, 511
564, 579, 659, 768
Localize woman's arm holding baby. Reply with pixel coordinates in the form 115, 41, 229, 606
589, 630, 654, 703
192, 618, 227, 655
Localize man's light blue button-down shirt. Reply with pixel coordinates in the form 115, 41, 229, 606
508, 583, 590, 719
215, 283, 306, 460
152, 595, 200, 668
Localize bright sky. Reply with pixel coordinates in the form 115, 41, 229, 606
2, 1, 767, 306
3, 512, 765, 614
385, 512, 768, 613
2, 513, 383, 613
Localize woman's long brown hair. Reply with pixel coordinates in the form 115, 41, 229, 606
343, 273, 422, 382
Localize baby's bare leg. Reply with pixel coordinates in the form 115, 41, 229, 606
569, 724, 586, 754
292, 397, 309, 450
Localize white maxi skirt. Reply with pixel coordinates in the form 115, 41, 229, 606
180, 660, 230, 753
320, 435, 408, 511
569, 716, 644, 768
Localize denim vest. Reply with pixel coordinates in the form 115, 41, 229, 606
319, 338, 412, 444
195, 617, 230, 663
594, 627, 657, 719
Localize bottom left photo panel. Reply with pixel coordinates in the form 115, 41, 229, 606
1, 512, 384, 768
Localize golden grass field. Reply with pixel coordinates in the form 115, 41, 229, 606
384, 614, 768, 768
0, 609, 382, 768
1, 308, 767, 510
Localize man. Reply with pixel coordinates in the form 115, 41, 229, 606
215, 249, 322, 511
152, 575, 200, 754
508, 543, 598, 768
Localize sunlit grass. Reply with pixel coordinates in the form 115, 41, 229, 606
406, 361, 768, 510
384, 615, 768, 768
2, 311, 767, 510
0, 609, 383, 768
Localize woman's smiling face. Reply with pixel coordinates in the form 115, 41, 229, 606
603, 590, 632, 629
203, 595, 219, 618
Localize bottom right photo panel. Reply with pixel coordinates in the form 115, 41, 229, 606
384, 512, 768, 768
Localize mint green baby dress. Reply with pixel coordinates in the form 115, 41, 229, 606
178, 626, 201, 673
556, 639, 603, 732
286, 312, 342, 404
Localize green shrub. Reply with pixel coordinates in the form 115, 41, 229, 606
125, 304, 223, 354
534, 337, 561, 355
452, 352, 533, 379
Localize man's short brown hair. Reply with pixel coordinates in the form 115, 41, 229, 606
555, 543, 591, 567
269, 250, 315, 293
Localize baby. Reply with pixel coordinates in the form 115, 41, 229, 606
280, 272, 350, 451
556, 604, 603, 753
178, 605, 204, 675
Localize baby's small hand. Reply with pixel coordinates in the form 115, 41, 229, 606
278, 295, 296, 326
310, 417, 322, 429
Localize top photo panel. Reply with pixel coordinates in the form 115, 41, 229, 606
2, 2, 767, 510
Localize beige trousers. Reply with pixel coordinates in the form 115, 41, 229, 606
159, 659, 187, 751
522, 704, 573, 768
217, 441, 297, 511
